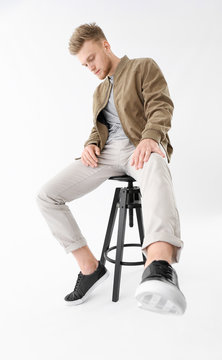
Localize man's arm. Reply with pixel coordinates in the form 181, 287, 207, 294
131, 59, 173, 170
84, 125, 100, 148
140, 58, 174, 144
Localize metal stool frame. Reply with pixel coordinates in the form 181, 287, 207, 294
100, 175, 146, 302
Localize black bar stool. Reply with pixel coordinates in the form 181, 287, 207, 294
100, 174, 146, 302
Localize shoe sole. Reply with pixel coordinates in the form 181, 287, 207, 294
65, 270, 110, 306
135, 280, 187, 315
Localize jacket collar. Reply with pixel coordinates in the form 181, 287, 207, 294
106, 55, 129, 83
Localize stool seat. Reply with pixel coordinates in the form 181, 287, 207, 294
100, 174, 146, 302
108, 175, 136, 182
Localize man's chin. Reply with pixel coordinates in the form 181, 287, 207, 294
97, 70, 107, 80
97, 72, 103, 78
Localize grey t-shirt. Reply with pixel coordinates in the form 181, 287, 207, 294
102, 75, 128, 144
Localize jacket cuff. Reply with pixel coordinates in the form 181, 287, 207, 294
84, 140, 99, 148
140, 129, 162, 144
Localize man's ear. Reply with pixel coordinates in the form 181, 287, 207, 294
103, 40, 110, 51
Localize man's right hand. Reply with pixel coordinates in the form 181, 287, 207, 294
81, 144, 101, 168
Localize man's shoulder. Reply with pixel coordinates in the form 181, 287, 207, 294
111, 56, 158, 76
127, 56, 156, 68
127, 56, 164, 80
128, 56, 154, 64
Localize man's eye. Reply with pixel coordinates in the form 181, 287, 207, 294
84, 57, 94, 67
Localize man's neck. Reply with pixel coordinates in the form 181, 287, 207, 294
108, 56, 121, 76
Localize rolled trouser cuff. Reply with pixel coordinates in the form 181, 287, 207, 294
64, 240, 88, 254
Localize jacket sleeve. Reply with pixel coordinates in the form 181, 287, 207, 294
140, 58, 174, 144
84, 125, 100, 148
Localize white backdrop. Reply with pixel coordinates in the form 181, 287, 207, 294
1, 0, 222, 359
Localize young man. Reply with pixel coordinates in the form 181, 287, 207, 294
36, 22, 186, 315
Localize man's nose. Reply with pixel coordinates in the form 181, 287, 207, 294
89, 64, 95, 72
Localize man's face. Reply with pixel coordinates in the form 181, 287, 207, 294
77, 39, 112, 80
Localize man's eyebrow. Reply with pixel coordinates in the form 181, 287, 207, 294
81, 53, 94, 66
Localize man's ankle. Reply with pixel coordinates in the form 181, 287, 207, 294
81, 260, 99, 275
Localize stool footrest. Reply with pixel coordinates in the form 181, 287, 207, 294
104, 243, 145, 266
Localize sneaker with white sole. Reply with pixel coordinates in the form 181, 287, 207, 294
64, 261, 109, 305
135, 260, 186, 315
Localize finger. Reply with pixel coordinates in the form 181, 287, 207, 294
144, 150, 151, 162
134, 153, 139, 169
81, 155, 88, 167
137, 153, 146, 169
155, 149, 165, 158
156, 146, 166, 158
160, 150, 165, 158
81, 154, 90, 167
82, 153, 97, 168
95, 147, 100, 156
85, 151, 98, 167
87, 149, 99, 163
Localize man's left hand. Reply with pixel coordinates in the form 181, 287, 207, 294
130, 138, 165, 170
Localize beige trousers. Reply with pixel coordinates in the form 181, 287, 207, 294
36, 138, 183, 263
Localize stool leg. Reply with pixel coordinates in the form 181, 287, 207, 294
135, 206, 146, 264
128, 188, 134, 227
100, 188, 121, 266
112, 188, 127, 302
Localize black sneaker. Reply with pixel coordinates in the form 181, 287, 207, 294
64, 261, 109, 305
135, 260, 187, 315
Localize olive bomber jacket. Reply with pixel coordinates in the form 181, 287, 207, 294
75, 55, 174, 163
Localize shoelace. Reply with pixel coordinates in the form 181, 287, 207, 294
153, 261, 173, 282
73, 272, 84, 293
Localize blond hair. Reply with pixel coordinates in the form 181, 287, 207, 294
68, 22, 107, 55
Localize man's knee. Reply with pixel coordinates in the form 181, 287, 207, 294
36, 181, 62, 207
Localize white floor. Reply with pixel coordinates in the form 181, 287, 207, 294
1, 212, 222, 360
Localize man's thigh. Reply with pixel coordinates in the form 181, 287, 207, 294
38, 159, 126, 203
